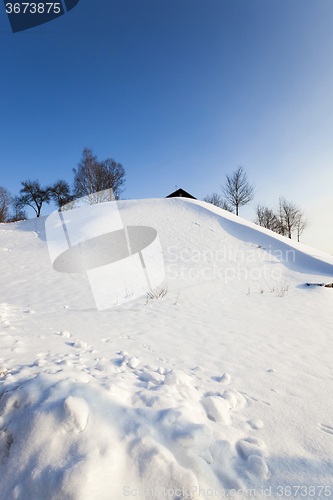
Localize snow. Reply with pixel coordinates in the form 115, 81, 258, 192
0, 197, 333, 499
202, 396, 232, 424
63, 396, 90, 432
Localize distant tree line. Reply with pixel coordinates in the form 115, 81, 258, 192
255, 198, 309, 242
0, 148, 125, 222
1, 154, 309, 242
203, 165, 309, 241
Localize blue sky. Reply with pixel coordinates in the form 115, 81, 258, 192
1, 0, 332, 252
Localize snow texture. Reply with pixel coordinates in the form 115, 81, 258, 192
1, 198, 333, 499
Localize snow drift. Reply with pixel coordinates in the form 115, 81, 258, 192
0, 198, 332, 500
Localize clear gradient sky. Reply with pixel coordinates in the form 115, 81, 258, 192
1, 0, 332, 253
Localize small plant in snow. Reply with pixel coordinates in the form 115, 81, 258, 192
267, 280, 289, 297
125, 286, 134, 298
146, 283, 168, 301
0, 366, 10, 378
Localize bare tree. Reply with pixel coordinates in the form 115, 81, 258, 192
203, 193, 233, 212
222, 166, 254, 215
100, 158, 126, 197
73, 148, 99, 200
255, 199, 309, 241
73, 148, 125, 203
0, 186, 12, 222
7, 196, 27, 222
16, 180, 51, 217
278, 197, 300, 239
51, 180, 74, 210
295, 210, 309, 242
254, 205, 279, 232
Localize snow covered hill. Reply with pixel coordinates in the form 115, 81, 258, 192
0, 198, 332, 500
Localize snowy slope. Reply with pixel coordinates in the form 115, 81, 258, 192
0, 198, 333, 500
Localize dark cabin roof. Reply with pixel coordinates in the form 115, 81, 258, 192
166, 188, 196, 199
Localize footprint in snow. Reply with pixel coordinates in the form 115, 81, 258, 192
236, 437, 266, 459
54, 331, 71, 338
248, 419, 264, 430
219, 373, 231, 384
241, 392, 271, 406
247, 455, 270, 480
72, 339, 88, 349
140, 344, 155, 352
192, 366, 204, 372
319, 424, 333, 435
